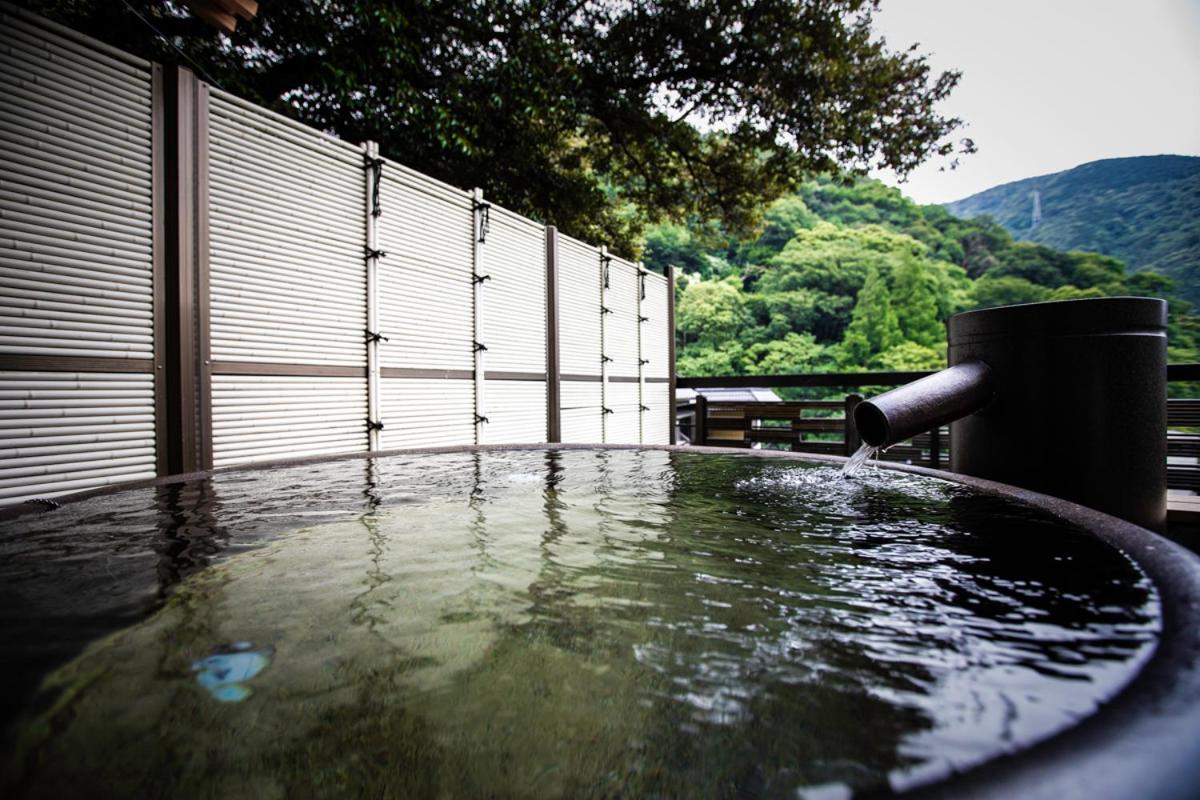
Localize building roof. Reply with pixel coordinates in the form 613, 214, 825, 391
182, 0, 259, 34
676, 387, 782, 404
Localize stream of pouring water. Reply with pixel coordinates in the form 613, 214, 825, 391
841, 443, 879, 478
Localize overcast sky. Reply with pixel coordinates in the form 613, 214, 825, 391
868, 0, 1200, 205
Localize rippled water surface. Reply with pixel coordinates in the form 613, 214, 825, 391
0, 450, 1158, 799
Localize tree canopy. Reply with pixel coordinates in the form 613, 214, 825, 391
655, 176, 1200, 383
27, 0, 971, 251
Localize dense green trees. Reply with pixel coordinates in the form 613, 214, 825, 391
676, 278, 747, 347
651, 177, 1200, 378
840, 268, 901, 365
28, 0, 973, 251
891, 258, 945, 347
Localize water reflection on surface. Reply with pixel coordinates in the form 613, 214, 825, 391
0, 450, 1158, 798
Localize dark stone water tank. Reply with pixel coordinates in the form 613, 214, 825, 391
948, 297, 1167, 530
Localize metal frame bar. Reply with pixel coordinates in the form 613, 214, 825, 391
212, 362, 368, 377
382, 367, 472, 380
150, 62, 169, 475
599, 245, 610, 442
545, 225, 561, 442
364, 141, 381, 450
195, 80, 213, 471
0, 356, 155, 373
667, 265, 677, 444
487, 371, 548, 382
161, 65, 203, 474
381, 368, 551, 381
636, 261, 646, 444
472, 187, 487, 439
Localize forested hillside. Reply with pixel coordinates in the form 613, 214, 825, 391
643, 178, 1200, 378
945, 156, 1200, 303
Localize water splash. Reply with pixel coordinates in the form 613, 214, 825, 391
841, 443, 879, 478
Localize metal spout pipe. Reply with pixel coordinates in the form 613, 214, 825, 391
854, 360, 995, 449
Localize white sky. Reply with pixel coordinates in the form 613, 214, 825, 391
868, 0, 1200, 204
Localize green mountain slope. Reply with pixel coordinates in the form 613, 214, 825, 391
945, 155, 1200, 301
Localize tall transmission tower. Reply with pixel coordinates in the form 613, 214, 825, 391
1031, 189, 1042, 229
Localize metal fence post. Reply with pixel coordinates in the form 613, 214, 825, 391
472, 187, 488, 443
151, 62, 168, 475
363, 141, 382, 451
161, 65, 211, 474
667, 265, 677, 445
637, 260, 646, 444
195, 80, 212, 471
545, 225, 561, 443
599, 245, 610, 443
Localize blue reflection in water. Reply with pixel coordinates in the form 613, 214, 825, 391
191, 642, 274, 702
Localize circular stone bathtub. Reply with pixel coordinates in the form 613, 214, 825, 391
1, 445, 1198, 800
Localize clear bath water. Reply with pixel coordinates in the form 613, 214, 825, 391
0, 449, 1158, 799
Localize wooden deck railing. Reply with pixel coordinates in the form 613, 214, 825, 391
677, 364, 1200, 488
681, 395, 949, 468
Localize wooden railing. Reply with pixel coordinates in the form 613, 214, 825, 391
677, 364, 1200, 487
1169, 399, 1200, 492
681, 395, 949, 468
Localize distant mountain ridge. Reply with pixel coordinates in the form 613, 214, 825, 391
944, 155, 1200, 303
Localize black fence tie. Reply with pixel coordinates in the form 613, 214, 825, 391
366, 420, 385, 431
638, 315, 649, 323
365, 329, 389, 344
475, 414, 490, 424
601, 306, 613, 315
474, 341, 488, 352
602, 407, 614, 415
640, 404, 650, 412
639, 358, 650, 365
363, 155, 384, 218
475, 201, 491, 243
473, 273, 491, 285
601, 355, 613, 363
364, 247, 387, 260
